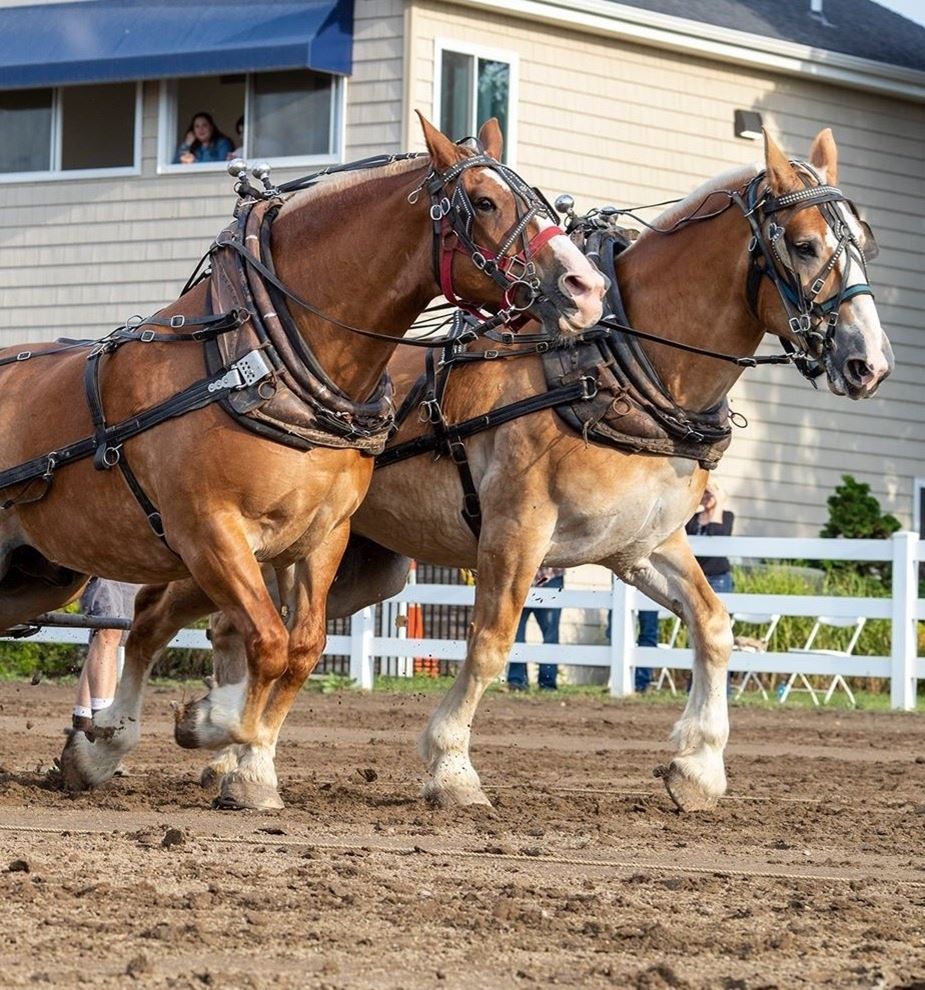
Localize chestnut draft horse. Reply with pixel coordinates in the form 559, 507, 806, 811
0, 116, 606, 809
205, 128, 893, 813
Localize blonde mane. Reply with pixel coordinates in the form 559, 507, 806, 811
278, 155, 428, 218
633, 162, 761, 244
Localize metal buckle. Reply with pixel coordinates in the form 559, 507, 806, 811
140, 329, 156, 342
483, 350, 499, 360
208, 368, 243, 393
429, 197, 451, 221
232, 349, 272, 387
579, 375, 598, 400
15, 351, 31, 361
789, 314, 811, 335
810, 277, 826, 296
101, 445, 121, 468
208, 349, 271, 392
170, 315, 186, 329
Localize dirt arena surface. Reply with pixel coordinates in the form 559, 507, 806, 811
0, 682, 922, 990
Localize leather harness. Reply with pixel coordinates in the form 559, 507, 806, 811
0, 150, 564, 549
376, 166, 878, 540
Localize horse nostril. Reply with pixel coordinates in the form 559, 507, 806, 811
561, 273, 599, 299
846, 358, 874, 387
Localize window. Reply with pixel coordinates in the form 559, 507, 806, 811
915, 479, 925, 536
161, 69, 342, 171
0, 82, 138, 179
434, 41, 517, 164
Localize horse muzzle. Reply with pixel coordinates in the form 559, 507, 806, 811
825, 325, 894, 399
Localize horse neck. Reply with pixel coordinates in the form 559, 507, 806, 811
617, 205, 765, 411
269, 165, 435, 400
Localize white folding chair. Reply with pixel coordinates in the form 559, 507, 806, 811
782, 616, 866, 706
653, 609, 682, 694
731, 612, 781, 701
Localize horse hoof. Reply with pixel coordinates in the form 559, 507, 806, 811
57, 730, 119, 792
655, 762, 719, 813
422, 779, 493, 809
174, 697, 234, 750
200, 765, 224, 791
215, 774, 284, 811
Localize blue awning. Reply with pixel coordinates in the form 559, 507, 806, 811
0, 0, 354, 90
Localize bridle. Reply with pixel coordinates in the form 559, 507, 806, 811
409, 148, 565, 328
221, 147, 566, 345
733, 162, 877, 381
579, 160, 879, 381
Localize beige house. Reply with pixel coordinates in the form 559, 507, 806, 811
0, 0, 922, 537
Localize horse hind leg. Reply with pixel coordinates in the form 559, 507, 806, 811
58, 578, 214, 792
199, 601, 252, 791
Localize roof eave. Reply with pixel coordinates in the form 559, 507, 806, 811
449, 0, 925, 103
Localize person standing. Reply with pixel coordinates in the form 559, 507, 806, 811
634, 609, 660, 693
507, 567, 565, 691
71, 578, 139, 737
685, 482, 735, 594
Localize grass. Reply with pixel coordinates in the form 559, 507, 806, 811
342, 674, 924, 712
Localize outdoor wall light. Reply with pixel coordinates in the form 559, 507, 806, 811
734, 109, 763, 140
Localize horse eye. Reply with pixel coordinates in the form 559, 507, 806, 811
475, 197, 496, 213
792, 240, 818, 259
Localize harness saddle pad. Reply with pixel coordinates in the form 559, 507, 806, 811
542, 228, 732, 470
206, 198, 393, 455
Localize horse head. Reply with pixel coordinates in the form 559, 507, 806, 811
417, 113, 606, 335
755, 129, 893, 398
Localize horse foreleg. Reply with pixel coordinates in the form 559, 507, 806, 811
172, 526, 290, 751
59, 579, 213, 791
420, 531, 550, 808
215, 527, 349, 811
610, 529, 733, 811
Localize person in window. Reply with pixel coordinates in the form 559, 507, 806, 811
174, 112, 234, 165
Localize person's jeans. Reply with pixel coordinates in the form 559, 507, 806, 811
706, 571, 733, 595
634, 609, 660, 692
507, 576, 564, 690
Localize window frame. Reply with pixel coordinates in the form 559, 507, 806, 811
432, 38, 519, 167
157, 71, 345, 175
0, 81, 142, 184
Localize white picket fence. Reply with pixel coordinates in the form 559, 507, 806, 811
4, 533, 922, 711
345, 532, 924, 711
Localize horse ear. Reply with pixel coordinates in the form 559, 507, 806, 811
477, 118, 504, 161
763, 128, 800, 196
809, 128, 838, 185
416, 110, 464, 172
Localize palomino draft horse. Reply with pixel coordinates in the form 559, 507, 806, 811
206, 128, 892, 813
0, 116, 606, 808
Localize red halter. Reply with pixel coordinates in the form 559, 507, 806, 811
439, 219, 565, 321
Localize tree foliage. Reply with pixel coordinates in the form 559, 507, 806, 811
820, 474, 901, 541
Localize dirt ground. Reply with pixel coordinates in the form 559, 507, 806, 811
0, 682, 922, 990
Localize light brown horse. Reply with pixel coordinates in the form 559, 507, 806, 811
205, 128, 892, 812
0, 116, 606, 808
